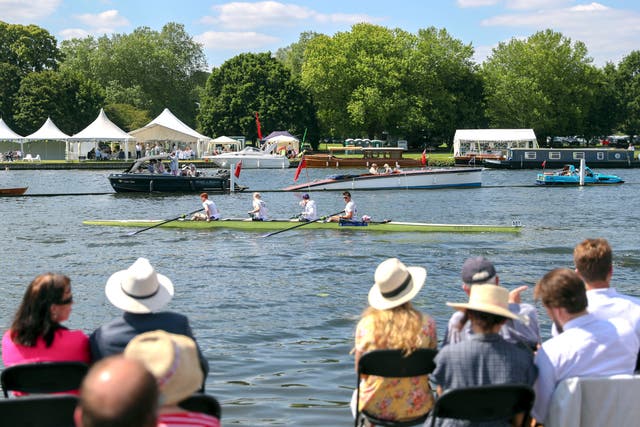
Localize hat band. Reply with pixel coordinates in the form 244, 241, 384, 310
382, 273, 412, 298
121, 282, 160, 300
157, 341, 181, 387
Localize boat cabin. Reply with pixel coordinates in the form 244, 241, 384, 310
453, 129, 538, 166
498, 147, 638, 169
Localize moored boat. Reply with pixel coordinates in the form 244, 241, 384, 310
536, 165, 624, 185
283, 167, 482, 191
82, 218, 521, 233
304, 147, 421, 168
202, 145, 290, 169
484, 147, 639, 169
0, 187, 28, 196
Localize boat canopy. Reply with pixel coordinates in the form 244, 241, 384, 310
453, 129, 538, 156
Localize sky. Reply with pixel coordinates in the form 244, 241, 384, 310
2, 0, 640, 68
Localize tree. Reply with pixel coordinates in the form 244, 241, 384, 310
482, 29, 599, 142
199, 52, 318, 145
104, 104, 152, 131
0, 63, 21, 127
275, 31, 321, 79
615, 50, 640, 137
0, 21, 61, 74
13, 70, 104, 135
60, 23, 207, 125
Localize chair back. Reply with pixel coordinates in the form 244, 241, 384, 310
179, 393, 222, 419
429, 384, 534, 427
1, 362, 89, 397
0, 395, 77, 426
355, 348, 438, 427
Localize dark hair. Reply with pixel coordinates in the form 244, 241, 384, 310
466, 309, 508, 332
534, 268, 587, 313
573, 238, 612, 283
10, 273, 70, 347
342, 191, 351, 197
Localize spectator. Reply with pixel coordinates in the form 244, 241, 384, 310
443, 256, 540, 350
432, 283, 536, 427
125, 330, 220, 427
531, 268, 639, 424
89, 258, 209, 379
2, 273, 90, 370
74, 355, 158, 427
352, 258, 436, 422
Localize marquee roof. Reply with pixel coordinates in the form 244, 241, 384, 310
26, 117, 70, 140
71, 108, 131, 141
129, 108, 211, 142
0, 118, 23, 140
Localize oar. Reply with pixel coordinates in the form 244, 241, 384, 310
262, 210, 344, 238
126, 208, 203, 236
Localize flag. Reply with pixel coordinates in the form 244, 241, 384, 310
542, 160, 547, 169
421, 149, 427, 166
255, 112, 263, 140
294, 156, 306, 181
234, 161, 242, 178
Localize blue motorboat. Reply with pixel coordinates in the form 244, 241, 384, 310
536, 165, 624, 185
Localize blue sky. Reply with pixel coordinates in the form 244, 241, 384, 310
3, 0, 640, 68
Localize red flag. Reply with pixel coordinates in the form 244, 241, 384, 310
542, 160, 547, 169
294, 156, 306, 181
255, 112, 263, 140
421, 149, 427, 166
234, 161, 242, 178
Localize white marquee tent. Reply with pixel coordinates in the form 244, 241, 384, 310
129, 108, 212, 157
25, 117, 70, 160
453, 129, 538, 156
70, 108, 133, 159
0, 118, 24, 155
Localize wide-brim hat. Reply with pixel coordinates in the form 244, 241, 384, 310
447, 284, 519, 320
368, 258, 427, 310
124, 330, 202, 406
105, 257, 174, 314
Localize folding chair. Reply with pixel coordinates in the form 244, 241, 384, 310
429, 384, 535, 427
0, 394, 77, 426
179, 393, 222, 419
355, 348, 438, 427
1, 362, 89, 397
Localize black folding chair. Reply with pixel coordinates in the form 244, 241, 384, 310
429, 384, 535, 427
1, 362, 89, 397
0, 394, 77, 426
179, 393, 222, 419
355, 348, 438, 427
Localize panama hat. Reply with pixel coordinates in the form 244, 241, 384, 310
124, 330, 202, 406
368, 258, 427, 310
447, 284, 519, 320
105, 258, 174, 314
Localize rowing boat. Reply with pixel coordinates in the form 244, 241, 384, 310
82, 218, 522, 233
0, 187, 28, 196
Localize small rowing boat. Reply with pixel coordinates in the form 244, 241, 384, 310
0, 187, 28, 196
535, 165, 624, 186
82, 218, 522, 233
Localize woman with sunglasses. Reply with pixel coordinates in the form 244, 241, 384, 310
2, 273, 90, 368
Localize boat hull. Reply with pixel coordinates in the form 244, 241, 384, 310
284, 168, 482, 191
0, 187, 28, 196
108, 174, 234, 193
303, 154, 421, 168
536, 174, 624, 185
82, 218, 520, 233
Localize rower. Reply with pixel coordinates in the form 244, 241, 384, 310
328, 191, 357, 223
297, 193, 318, 222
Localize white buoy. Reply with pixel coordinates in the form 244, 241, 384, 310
579, 158, 586, 186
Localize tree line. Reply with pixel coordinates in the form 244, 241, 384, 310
1, 21, 639, 149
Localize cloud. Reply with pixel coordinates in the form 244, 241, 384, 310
59, 28, 91, 40
0, 0, 61, 22
195, 31, 280, 50
200, 1, 378, 30
479, 2, 640, 65
458, 0, 572, 10
73, 9, 130, 32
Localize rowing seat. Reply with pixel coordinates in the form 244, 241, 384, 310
0, 395, 77, 426
1, 361, 89, 397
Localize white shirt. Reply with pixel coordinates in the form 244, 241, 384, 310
253, 199, 268, 220
300, 199, 317, 221
532, 313, 639, 423
344, 200, 356, 219
587, 287, 640, 340
203, 199, 220, 220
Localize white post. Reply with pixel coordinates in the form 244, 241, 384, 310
579, 159, 585, 186
230, 163, 235, 193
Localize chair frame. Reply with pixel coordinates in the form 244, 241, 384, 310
0, 394, 78, 426
429, 384, 535, 427
1, 361, 89, 397
178, 393, 222, 419
355, 348, 438, 427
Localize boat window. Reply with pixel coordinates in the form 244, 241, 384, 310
573, 152, 585, 160
548, 152, 561, 160
597, 152, 605, 160
524, 151, 537, 160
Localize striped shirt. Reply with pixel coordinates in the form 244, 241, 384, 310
158, 411, 220, 427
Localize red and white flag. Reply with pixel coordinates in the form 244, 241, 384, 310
234, 161, 242, 178
294, 156, 306, 181
421, 149, 427, 166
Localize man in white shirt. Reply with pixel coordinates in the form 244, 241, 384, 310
532, 268, 639, 424
192, 192, 220, 221
329, 191, 357, 222
298, 193, 317, 221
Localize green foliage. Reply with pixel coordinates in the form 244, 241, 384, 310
60, 23, 207, 126
13, 70, 104, 134
0, 21, 61, 74
104, 104, 152, 131
199, 52, 318, 144
0, 62, 21, 127
275, 31, 321, 79
615, 51, 640, 136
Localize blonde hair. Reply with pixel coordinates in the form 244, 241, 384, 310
354, 302, 425, 355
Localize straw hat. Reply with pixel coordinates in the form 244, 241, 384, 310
368, 258, 427, 310
105, 258, 174, 314
447, 284, 518, 320
124, 330, 203, 406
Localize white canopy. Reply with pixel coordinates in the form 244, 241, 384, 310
212, 135, 239, 144
26, 117, 70, 139
453, 129, 538, 155
0, 118, 24, 156
70, 108, 132, 160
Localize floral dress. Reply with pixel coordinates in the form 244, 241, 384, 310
355, 313, 437, 421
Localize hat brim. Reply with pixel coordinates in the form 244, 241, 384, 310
105, 270, 174, 314
446, 301, 519, 320
368, 266, 426, 310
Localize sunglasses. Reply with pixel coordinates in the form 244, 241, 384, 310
56, 296, 73, 305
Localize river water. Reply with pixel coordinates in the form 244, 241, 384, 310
1, 166, 639, 425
